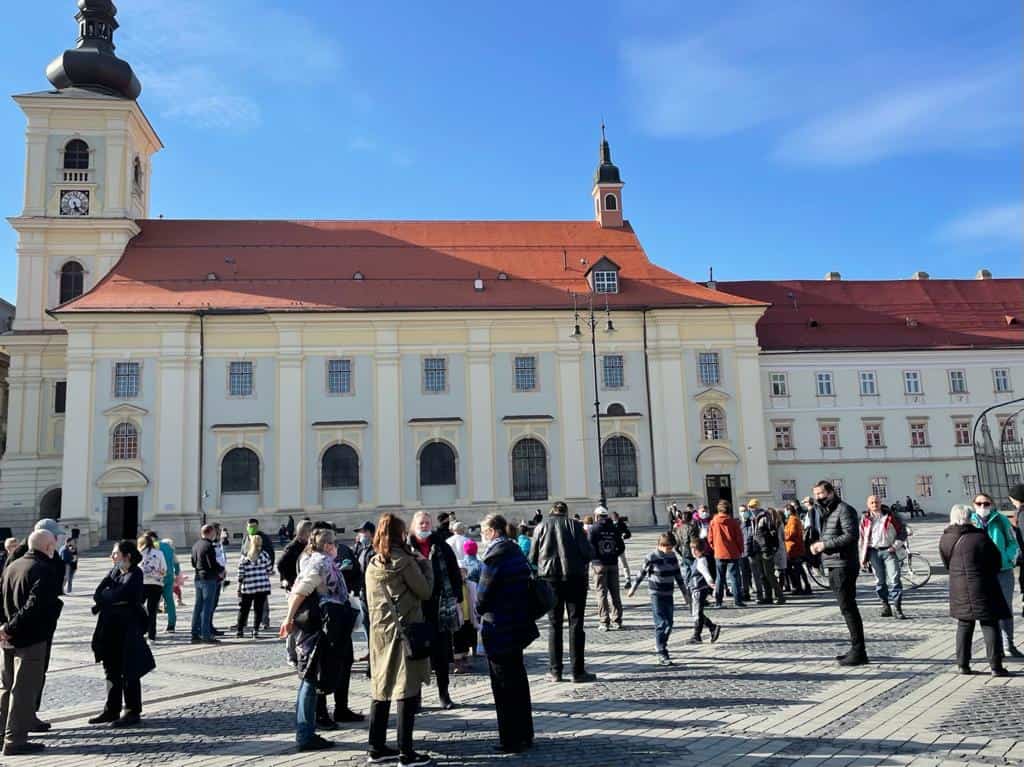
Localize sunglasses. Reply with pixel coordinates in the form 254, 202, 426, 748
974, 501, 992, 507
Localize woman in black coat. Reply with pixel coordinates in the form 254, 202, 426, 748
939, 505, 1011, 676
88, 539, 156, 727
409, 510, 463, 710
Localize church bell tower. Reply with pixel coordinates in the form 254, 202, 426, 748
592, 124, 624, 228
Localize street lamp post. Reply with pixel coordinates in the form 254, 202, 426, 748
572, 294, 614, 508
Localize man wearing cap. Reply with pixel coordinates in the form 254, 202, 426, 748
0, 530, 61, 755
589, 507, 625, 631
971, 491, 1022, 657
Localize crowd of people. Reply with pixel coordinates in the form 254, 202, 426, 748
1, 481, 1023, 761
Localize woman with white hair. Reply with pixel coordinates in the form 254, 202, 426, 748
938, 504, 1011, 676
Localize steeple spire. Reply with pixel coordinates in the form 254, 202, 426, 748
595, 123, 621, 185
46, 1, 141, 100
592, 123, 624, 228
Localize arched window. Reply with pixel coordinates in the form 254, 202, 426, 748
603, 436, 638, 498
132, 157, 143, 188
111, 422, 139, 460
59, 261, 85, 304
604, 193, 618, 211
39, 488, 62, 520
222, 447, 260, 493
702, 406, 727, 440
512, 438, 548, 501
420, 442, 456, 487
322, 444, 359, 489
63, 139, 90, 170
606, 403, 626, 416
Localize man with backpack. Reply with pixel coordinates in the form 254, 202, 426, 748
589, 508, 625, 631
751, 500, 784, 605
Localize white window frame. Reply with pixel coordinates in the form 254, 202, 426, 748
909, 420, 929, 447
870, 476, 888, 499
779, 479, 797, 502
112, 360, 141, 399
815, 371, 834, 397
948, 369, 968, 394
326, 358, 354, 396
915, 475, 934, 498
769, 372, 788, 397
903, 370, 923, 395
593, 270, 619, 294
422, 356, 449, 394
994, 368, 1012, 393
953, 418, 972, 447
698, 351, 721, 387
962, 474, 979, 497
863, 421, 884, 448
819, 422, 839, 449
602, 354, 625, 389
513, 355, 538, 392
999, 416, 1019, 444
773, 423, 793, 450
858, 370, 877, 396
227, 360, 255, 398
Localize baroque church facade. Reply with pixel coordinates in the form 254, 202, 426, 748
5, 4, 1022, 546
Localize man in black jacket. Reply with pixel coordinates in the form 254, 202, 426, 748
190, 525, 224, 644
529, 502, 596, 683
589, 508, 625, 631
809, 480, 868, 666
0, 530, 60, 755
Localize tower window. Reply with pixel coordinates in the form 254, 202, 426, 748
63, 139, 90, 170
604, 194, 618, 211
59, 261, 85, 304
133, 157, 144, 190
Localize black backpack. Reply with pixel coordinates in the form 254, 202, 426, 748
759, 514, 779, 555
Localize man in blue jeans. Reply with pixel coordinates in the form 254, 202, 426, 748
190, 525, 223, 644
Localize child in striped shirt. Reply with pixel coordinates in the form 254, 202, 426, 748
628, 533, 690, 665
685, 538, 721, 645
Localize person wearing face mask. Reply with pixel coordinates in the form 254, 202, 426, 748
87, 539, 155, 729
354, 521, 376, 673
809, 480, 867, 666
408, 511, 463, 710
738, 505, 763, 603
970, 492, 1022, 657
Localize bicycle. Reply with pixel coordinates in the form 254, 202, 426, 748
805, 528, 931, 590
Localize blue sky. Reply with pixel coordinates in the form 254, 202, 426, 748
0, 1, 1020, 303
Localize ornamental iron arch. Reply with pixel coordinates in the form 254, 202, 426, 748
973, 396, 1024, 510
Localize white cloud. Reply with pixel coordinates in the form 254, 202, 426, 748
940, 202, 1023, 244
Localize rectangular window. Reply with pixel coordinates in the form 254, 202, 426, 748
815, 371, 834, 396
774, 424, 793, 450
953, 419, 971, 447
819, 423, 839, 449
858, 371, 877, 396
54, 381, 67, 414
779, 479, 797, 502
228, 361, 254, 397
769, 373, 788, 397
593, 270, 619, 294
113, 361, 140, 399
829, 478, 845, 499
870, 476, 888, 499
513, 355, 537, 392
904, 370, 922, 395
962, 475, 979, 497
602, 355, 624, 389
423, 357, 447, 393
326, 358, 352, 394
994, 368, 1012, 393
915, 475, 934, 497
948, 370, 968, 394
864, 422, 883, 448
1000, 417, 1019, 444
909, 421, 929, 447
698, 352, 721, 386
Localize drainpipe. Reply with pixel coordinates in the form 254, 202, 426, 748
641, 309, 658, 526
197, 311, 206, 525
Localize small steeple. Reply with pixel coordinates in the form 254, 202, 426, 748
45, 1, 141, 100
592, 123, 624, 228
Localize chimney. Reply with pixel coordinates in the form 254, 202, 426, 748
976, 269, 993, 280
824, 271, 841, 281
911, 271, 929, 280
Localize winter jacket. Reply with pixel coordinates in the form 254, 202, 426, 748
707, 513, 744, 560
476, 537, 539, 656
91, 565, 155, 681
818, 496, 860, 568
140, 546, 167, 586
365, 548, 434, 701
741, 519, 757, 557
516, 534, 532, 559
191, 538, 223, 581
589, 518, 626, 566
969, 510, 1019, 572
237, 550, 273, 595
0, 551, 62, 647
939, 524, 1010, 622
784, 515, 806, 559
614, 519, 632, 540
529, 509, 594, 581
158, 541, 176, 585
857, 512, 903, 564
407, 531, 463, 631
240, 531, 276, 566
277, 536, 306, 590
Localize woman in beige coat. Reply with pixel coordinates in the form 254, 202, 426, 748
365, 513, 435, 766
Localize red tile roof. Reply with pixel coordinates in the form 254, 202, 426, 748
57, 219, 764, 314
719, 279, 1024, 351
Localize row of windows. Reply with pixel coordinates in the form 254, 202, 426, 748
771, 368, 1014, 398
780, 474, 993, 504
772, 416, 1018, 451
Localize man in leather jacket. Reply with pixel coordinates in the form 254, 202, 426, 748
809, 480, 867, 665
529, 501, 596, 683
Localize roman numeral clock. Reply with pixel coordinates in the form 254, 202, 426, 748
59, 189, 90, 216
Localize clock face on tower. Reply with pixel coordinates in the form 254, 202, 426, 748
59, 189, 90, 216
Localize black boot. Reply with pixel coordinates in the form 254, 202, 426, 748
879, 602, 893, 617
893, 599, 906, 620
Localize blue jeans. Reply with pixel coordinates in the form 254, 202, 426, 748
296, 679, 317, 745
867, 548, 902, 605
162, 579, 176, 630
192, 578, 218, 640
998, 569, 1015, 645
651, 594, 674, 656
714, 559, 743, 606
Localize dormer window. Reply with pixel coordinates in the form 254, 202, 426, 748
594, 270, 618, 294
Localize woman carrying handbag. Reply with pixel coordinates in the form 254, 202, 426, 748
366, 513, 435, 767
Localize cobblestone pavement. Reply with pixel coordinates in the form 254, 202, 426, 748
8, 518, 1024, 767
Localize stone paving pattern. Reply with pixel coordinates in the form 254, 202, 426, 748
8, 518, 1024, 766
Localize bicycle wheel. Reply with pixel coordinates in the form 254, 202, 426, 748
808, 564, 829, 589
902, 554, 931, 589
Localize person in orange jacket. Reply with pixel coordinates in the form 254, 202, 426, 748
707, 499, 745, 607
784, 504, 812, 595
